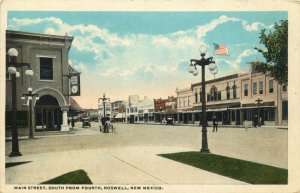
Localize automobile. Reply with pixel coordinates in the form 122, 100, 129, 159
165, 116, 174, 125
82, 117, 91, 128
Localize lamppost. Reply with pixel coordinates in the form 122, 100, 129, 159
188, 45, 217, 153
7, 48, 33, 157
21, 87, 39, 139
255, 97, 263, 127
98, 93, 110, 118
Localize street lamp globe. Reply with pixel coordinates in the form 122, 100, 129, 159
208, 63, 217, 71
28, 87, 33, 92
199, 45, 207, 55
8, 66, 17, 74
193, 69, 199, 76
15, 71, 20, 78
210, 67, 218, 75
25, 69, 34, 76
188, 64, 195, 73
7, 48, 18, 57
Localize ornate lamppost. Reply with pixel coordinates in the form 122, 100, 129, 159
21, 87, 39, 139
188, 45, 217, 153
98, 93, 110, 118
255, 97, 263, 127
7, 48, 33, 157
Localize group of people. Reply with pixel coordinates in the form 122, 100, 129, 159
100, 116, 111, 133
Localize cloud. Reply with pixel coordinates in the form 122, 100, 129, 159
221, 49, 256, 69
7, 14, 271, 107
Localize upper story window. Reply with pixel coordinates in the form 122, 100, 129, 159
183, 97, 188, 107
233, 85, 237, 99
195, 92, 198, 103
253, 81, 257, 95
199, 88, 202, 103
282, 84, 287, 92
244, 82, 248, 96
259, 81, 263, 94
269, 80, 274, 93
188, 96, 191, 106
179, 97, 183, 107
40, 57, 53, 80
226, 86, 230, 99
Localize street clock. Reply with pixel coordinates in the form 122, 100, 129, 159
70, 74, 80, 96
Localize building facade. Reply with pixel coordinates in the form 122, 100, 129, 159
176, 65, 288, 126
6, 30, 75, 133
125, 95, 154, 123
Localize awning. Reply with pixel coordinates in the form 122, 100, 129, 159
115, 113, 125, 119
69, 97, 85, 116
228, 106, 275, 110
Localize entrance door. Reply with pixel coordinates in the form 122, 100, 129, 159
35, 95, 62, 131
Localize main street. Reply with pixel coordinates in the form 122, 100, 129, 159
5, 123, 287, 185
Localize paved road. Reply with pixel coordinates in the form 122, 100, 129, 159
6, 122, 287, 168
5, 122, 287, 186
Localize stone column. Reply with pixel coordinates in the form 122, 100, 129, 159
61, 107, 69, 131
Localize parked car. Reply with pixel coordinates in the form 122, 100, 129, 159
82, 117, 91, 128
166, 115, 174, 125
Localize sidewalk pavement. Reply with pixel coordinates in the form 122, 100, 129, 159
5, 146, 248, 185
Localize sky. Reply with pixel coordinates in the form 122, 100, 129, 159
7, 11, 287, 109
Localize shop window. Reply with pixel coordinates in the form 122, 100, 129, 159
269, 79, 274, 93
282, 101, 288, 120
40, 57, 53, 80
259, 81, 263, 94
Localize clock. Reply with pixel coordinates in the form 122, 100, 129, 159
71, 85, 78, 94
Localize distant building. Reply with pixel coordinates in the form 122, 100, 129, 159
125, 95, 154, 123
176, 64, 288, 126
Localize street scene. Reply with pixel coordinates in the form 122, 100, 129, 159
2, 2, 295, 192
5, 122, 287, 184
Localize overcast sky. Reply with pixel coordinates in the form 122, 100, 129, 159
7, 11, 287, 108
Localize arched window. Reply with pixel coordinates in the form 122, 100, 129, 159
226, 86, 230, 100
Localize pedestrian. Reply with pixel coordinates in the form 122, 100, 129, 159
253, 114, 258, 128
71, 117, 75, 129
213, 116, 218, 132
101, 117, 106, 133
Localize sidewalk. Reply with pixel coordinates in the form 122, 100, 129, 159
5, 146, 248, 185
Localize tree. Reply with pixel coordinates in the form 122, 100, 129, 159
251, 20, 288, 85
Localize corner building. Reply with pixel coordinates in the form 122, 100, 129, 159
176, 65, 288, 126
6, 30, 75, 133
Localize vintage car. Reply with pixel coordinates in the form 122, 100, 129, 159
165, 115, 174, 125
82, 117, 91, 128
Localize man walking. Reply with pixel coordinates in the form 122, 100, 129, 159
213, 116, 218, 132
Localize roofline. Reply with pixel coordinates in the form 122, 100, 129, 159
6, 30, 74, 40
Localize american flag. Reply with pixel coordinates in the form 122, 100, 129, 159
213, 43, 229, 55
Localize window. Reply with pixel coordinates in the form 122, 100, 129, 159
40, 57, 53, 80
188, 96, 191, 106
244, 82, 248, 96
195, 92, 198, 103
179, 98, 183, 107
218, 92, 221, 100
282, 84, 287, 91
282, 101, 288, 120
199, 89, 202, 102
233, 85, 237, 99
210, 86, 218, 101
226, 86, 230, 100
269, 80, 274, 93
259, 81, 263, 94
183, 97, 188, 107
253, 81, 257, 95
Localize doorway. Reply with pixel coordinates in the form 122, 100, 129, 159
35, 95, 62, 131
